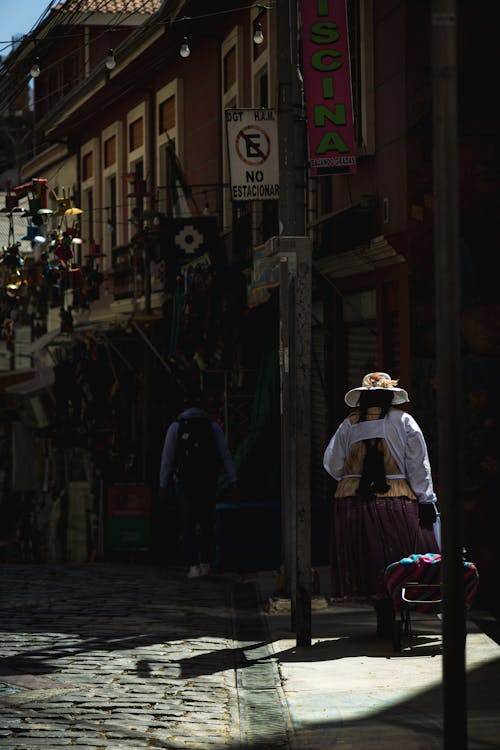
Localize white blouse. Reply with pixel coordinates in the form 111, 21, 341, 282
323, 408, 437, 505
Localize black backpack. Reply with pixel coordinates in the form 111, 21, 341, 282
173, 416, 221, 485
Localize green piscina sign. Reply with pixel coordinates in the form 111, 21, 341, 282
300, 0, 357, 175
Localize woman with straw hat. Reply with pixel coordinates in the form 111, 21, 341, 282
323, 372, 440, 637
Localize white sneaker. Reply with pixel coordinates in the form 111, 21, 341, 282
199, 563, 211, 577
187, 565, 202, 578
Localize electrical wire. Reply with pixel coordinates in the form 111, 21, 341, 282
1, 0, 157, 70
0, 0, 163, 114
0, 0, 271, 116
0, 1, 267, 45
0, 0, 59, 61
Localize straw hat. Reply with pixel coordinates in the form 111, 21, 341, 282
344, 371, 409, 407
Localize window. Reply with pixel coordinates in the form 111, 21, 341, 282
157, 81, 182, 215
224, 47, 236, 93
102, 123, 123, 259
104, 136, 116, 168
84, 187, 94, 243
127, 103, 149, 241
254, 66, 269, 108
128, 159, 144, 241
129, 118, 143, 152
106, 175, 117, 249
133, 159, 144, 183
82, 152, 93, 181
159, 96, 175, 134
158, 139, 176, 214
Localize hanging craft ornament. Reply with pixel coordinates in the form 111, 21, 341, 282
53, 232, 74, 263
57, 198, 72, 215
63, 206, 84, 236
37, 208, 53, 224
20, 225, 39, 242
2, 191, 19, 213
5, 243, 23, 265
52, 188, 73, 216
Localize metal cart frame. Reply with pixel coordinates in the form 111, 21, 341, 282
392, 581, 443, 652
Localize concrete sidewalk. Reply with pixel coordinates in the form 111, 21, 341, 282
255, 567, 500, 749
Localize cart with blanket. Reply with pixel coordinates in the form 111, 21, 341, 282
384, 553, 479, 652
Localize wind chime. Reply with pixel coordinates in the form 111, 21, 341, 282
0, 180, 87, 308
0, 187, 26, 299
43, 188, 86, 310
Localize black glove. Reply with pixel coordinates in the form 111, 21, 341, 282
419, 502, 437, 530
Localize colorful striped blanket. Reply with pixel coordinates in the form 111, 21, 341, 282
384, 553, 479, 613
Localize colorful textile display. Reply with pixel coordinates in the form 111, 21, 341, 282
384, 553, 479, 613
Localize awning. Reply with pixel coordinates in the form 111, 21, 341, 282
314, 235, 406, 280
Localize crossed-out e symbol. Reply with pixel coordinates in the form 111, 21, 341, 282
235, 125, 271, 166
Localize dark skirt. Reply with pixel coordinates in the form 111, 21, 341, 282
330, 496, 440, 601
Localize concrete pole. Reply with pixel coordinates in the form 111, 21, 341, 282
294, 239, 312, 647
277, 0, 311, 647
279, 255, 293, 600
277, 0, 294, 620
277, 239, 311, 648
432, 2, 467, 747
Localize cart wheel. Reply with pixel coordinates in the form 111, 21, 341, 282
392, 617, 402, 652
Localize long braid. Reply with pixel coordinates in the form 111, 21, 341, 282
356, 390, 393, 497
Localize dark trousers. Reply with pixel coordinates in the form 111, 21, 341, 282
175, 480, 216, 566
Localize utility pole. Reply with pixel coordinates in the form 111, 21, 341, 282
432, 2, 467, 747
277, 0, 311, 647
277, 0, 306, 238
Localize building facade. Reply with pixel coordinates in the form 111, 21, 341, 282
0, 1, 497, 603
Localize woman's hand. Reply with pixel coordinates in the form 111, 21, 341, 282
418, 502, 437, 529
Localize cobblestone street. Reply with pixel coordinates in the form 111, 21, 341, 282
0, 564, 290, 749
3, 563, 499, 749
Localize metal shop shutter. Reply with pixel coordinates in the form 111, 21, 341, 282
343, 290, 378, 390
345, 321, 378, 389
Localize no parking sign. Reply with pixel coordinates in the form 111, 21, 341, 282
225, 109, 280, 201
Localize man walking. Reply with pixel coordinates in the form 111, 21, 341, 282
159, 393, 238, 578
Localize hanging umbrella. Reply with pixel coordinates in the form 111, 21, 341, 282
37, 208, 53, 215
64, 207, 84, 215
